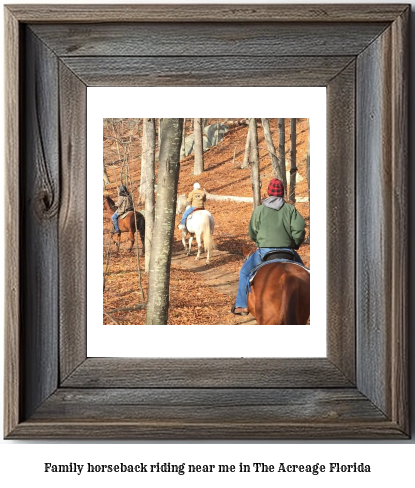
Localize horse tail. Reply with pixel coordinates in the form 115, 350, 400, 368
202, 215, 215, 253
279, 271, 305, 325
281, 278, 299, 325
136, 211, 145, 245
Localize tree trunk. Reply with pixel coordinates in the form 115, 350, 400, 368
146, 118, 183, 325
249, 118, 261, 208
103, 160, 110, 187
138, 119, 147, 203
156, 118, 163, 161
180, 118, 186, 160
241, 123, 251, 169
278, 118, 287, 189
206, 193, 253, 203
289, 118, 297, 203
111, 118, 121, 161
193, 118, 204, 175
261, 118, 283, 180
144, 118, 156, 272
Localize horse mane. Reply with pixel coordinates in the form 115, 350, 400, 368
105, 195, 117, 212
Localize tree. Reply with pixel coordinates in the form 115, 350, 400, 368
248, 118, 261, 208
241, 123, 251, 169
289, 118, 297, 203
193, 118, 204, 175
139, 118, 147, 203
103, 159, 110, 187
180, 118, 186, 160
261, 118, 284, 180
146, 118, 183, 325
278, 118, 287, 189
111, 118, 122, 161
143, 118, 156, 272
156, 118, 163, 161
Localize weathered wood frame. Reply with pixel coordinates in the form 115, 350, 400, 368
4, 4, 409, 439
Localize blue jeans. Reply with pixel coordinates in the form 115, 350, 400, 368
235, 248, 304, 308
112, 211, 120, 232
180, 207, 195, 225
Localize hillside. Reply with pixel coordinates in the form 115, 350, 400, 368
103, 118, 310, 325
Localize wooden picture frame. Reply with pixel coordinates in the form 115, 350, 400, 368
4, 4, 409, 439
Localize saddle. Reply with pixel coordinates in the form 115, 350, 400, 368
247, 256, 310, 290
118, 210, 133, 220
262, 248, 297, 262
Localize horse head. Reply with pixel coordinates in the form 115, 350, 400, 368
176, 194, 188, 214
103, 195, 116, 213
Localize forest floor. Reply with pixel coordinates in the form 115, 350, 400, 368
103, 118, 310, 325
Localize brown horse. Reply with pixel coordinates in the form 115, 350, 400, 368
103, 195, 145, 253
247, 261, 310, 325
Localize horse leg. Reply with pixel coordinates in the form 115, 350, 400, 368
195, 233, 202, 260
182, 231, 187, 252
113, 233, 120, 252
188, 236, 193, 256
127, 231, 134, 252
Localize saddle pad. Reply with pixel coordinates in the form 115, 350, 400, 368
248, 258, 310, 291
119, 210, 133, 220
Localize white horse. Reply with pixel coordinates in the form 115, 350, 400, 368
180, 208, 215, 264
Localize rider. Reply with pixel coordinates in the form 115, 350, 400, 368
112, 185, 134, 235
231, 178, 306, 316
178, 182, 207, 230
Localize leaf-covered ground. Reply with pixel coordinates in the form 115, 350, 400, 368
103, 119, 310, 325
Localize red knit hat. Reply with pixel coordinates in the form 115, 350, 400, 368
267, 178, 285, 197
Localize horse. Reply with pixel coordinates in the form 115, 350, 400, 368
103, 195, 145, 253
181, 208, 215, 264
245, 251, 310, 325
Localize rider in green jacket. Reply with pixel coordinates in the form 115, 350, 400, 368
232, 178, 306, 316
248, 199, 305, 249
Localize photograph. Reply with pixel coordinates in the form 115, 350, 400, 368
102, 118, 311, 326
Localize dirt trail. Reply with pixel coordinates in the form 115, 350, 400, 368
171, 248, 257, 325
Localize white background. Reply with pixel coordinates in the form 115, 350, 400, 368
88, 86, 326, 357
1, 0, 415, 486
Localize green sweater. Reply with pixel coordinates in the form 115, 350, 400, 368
248, 203, 306, 249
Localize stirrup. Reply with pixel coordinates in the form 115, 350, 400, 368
231, 305, 249, 316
